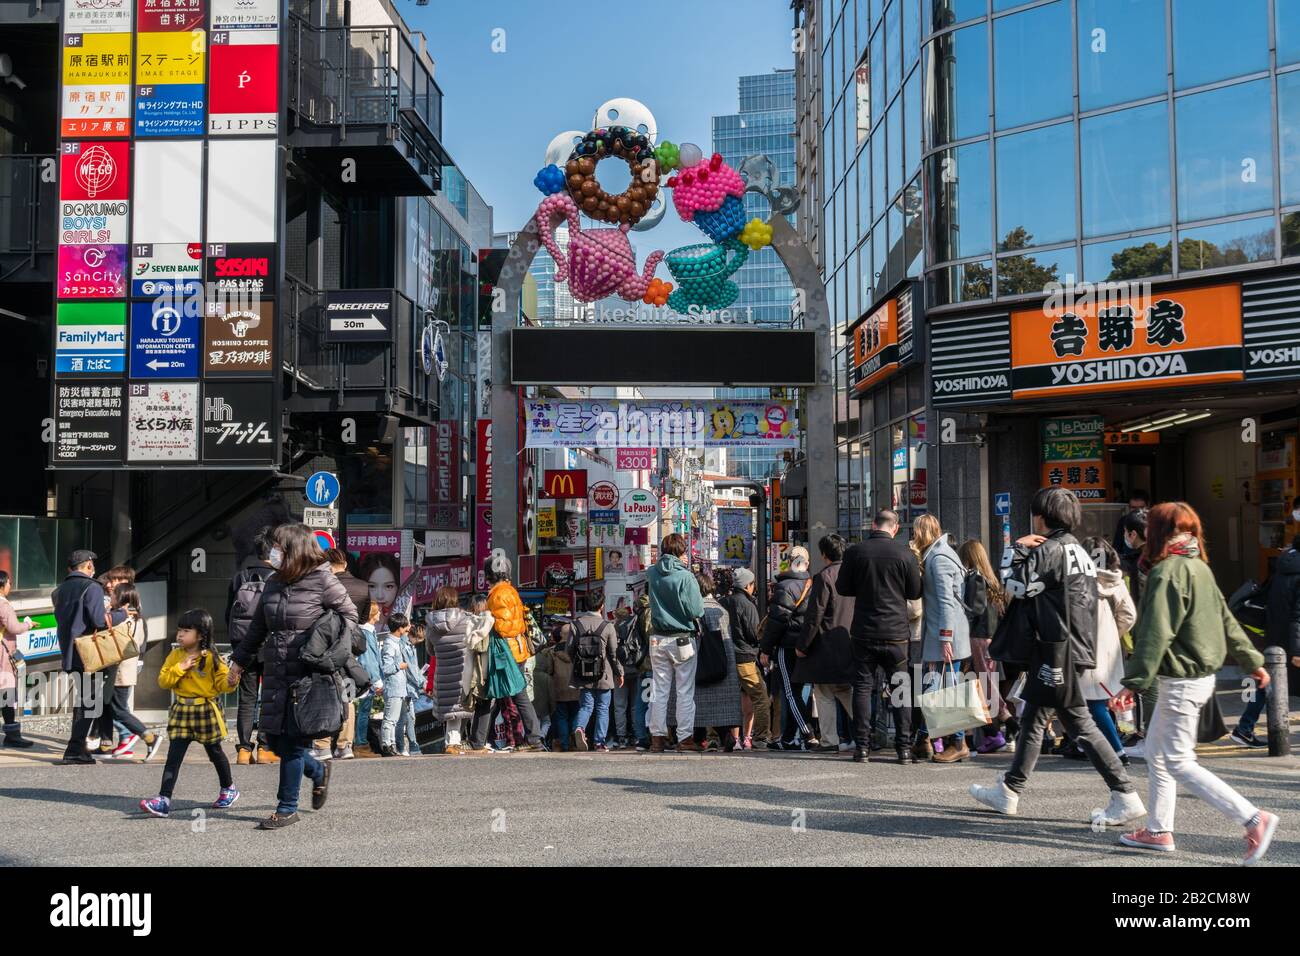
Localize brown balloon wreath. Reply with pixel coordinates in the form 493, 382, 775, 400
564, 126, 660, 227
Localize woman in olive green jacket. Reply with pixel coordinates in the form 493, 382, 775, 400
1116, 502, 1278, 865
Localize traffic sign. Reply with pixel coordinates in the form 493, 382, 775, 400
304, 506, 338, 528
313, 529, 337, 550
994, 492, 1010, 516
305, 471, 340, 507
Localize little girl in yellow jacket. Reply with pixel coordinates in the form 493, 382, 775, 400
140, 609, 238, 817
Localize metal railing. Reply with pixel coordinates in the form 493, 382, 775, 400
0, 155, 56, 257
286, 15, 442, 142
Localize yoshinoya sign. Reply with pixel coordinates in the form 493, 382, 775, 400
619, 487, 659, 527
1010, 284, 1243, 400
54, 380, 125, 463
200, 381, 276, 463
323, 289, 394, 342
851, 298, 899, 394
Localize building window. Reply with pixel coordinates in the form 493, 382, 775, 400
993, 1, 1072, 130
1083, 232, 1172, 282
1280, 0, 1300, 66
997, 245, 1078, 297
1077, 0, 1167, 111
930, 258, 992, 305
1178, 214, 1276, 271
995, 121, 1076, 251
1279, 71, 1300, 205
1172, 0, 1268, 91
927, 21, 989, 145
1080, 100, 1170, 237
1175, 79, 1273, 223
929, 0, 985, 32
929, 139, 992, 261
885, 0, 902, 104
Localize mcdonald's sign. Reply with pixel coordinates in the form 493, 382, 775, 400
542, 469, 587, 499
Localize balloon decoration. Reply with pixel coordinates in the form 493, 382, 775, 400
564, 127, 659, 227
528, 99, 796, 315
533, 164, 566, 195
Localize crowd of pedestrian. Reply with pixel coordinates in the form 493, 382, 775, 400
8, 487, 1295, 862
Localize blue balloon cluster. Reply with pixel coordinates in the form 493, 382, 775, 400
533, 164, 566, 195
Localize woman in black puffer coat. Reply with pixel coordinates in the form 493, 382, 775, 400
229, 523, 357, 829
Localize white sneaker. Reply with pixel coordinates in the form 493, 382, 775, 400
837, 741, 855, 752
1123, 741, 1146, 761
311, 748, 333, 761
1090, 789, 1146, 827
970, 778, 1019, 815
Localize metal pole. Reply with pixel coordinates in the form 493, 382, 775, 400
1264, 646, 1291, 757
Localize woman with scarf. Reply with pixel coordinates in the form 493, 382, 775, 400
1114, 502, 1278, 864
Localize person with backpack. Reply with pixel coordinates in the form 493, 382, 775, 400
610, 606, 644, 748
227, 523, 358, 829
646, 533, 706, 753
912, 515, 972, 764
1113, 502, 1278, 863
794, 534, 855, 754
562, 591, 622, 752
720, 568, 768, 750
546, 623, 581, 751
761, 546, 817, 751
227, 527, 278, 766
969, 488, 1143, 827
631, 592, 655, 751
1231, 526, 1300, 747
959, 539, 1014, 754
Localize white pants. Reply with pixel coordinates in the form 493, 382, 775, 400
814, 683, 854, 746
1147, 675, 1257, 833
648, 634, 698, 742
445, 721, 462, 747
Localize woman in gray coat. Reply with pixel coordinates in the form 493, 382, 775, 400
667, 573, 743, 750
426, 586, 491, 755
912, 514, 972, 763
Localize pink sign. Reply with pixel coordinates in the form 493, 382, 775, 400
474, 502, 492, 572
616, 447, 654, 471
414, 557, 474, 603
58, 244, 127, 298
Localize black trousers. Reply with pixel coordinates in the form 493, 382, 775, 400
850, 641, 912, 751
97, 684, 149, 740
469, 660, 542, 748
159, 737, 233, 799
236, 664, 262, 750
66, 668, 116, 755
775, 646, 816, 744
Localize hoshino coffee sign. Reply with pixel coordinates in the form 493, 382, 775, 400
322, 289, 395, 343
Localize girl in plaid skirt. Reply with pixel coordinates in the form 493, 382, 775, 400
140, 609, 238, 817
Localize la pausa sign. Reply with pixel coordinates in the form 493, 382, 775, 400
1010, 283, 1243, 399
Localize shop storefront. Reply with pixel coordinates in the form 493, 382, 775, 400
931, 271, 1300, 587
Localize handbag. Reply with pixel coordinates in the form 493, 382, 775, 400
485, 633, 526, 700
1196, 691, 1228, 743
918, 664, 990, 739
694, 609, 728, 686
74, 608, 140, 674
291, 672, 347, 738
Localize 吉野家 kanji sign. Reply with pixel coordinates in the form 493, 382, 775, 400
542, 469, 586, 499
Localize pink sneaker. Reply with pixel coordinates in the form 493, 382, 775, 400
976, 732, 1007, 754
742, 736, 753, 751
1119, 828, 1176, 853
932, 737, 944, 755
1243, 811, 1279, 866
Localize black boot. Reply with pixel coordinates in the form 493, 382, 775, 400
3, 723, 34, 749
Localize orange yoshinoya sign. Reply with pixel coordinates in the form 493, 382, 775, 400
1010, 283, 1243, 400
850, 299, 899, 394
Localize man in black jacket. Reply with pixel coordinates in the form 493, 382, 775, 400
227, 527, 278, 764
53, 549, 129, 764
970, 487, 1142, 827
836, 509, 922, 763
720, 568, 769, 747
1267, 527, 1300, 670
762, 547, 816, 750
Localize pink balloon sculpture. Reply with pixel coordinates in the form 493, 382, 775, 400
534, 192, 664, 303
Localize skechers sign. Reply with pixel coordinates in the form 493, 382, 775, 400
323, 289, 394, 343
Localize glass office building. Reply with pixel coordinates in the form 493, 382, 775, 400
714, 70, 799, 480
801, 0, 1300, 585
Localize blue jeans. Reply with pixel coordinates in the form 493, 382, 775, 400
1237, 685, 1268, 736
575, 688, 612, 746
1086, 698, 1124, 753
401, 699, 420, 753
551, 701, 579, 750
356, 695, 374, 746
265, 734, 323, 815
634, 674, 650, 742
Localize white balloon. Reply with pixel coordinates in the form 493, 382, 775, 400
591, 98, 658, 145
543, 130, 587, 168
630, 195, 667, 232
678, 142, 704, 168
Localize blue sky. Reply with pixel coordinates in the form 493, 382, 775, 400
404, 0, 796, 256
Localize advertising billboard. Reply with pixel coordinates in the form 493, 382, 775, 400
126, 382, 199, 462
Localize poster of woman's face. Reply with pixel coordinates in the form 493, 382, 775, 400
606, 549, 624, 573
357, 551, 400, 614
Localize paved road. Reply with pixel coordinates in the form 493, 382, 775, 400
2, 731, 1297, 866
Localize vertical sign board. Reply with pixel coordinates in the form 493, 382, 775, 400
61, 21, 134, 138
58, 142, 131, 299
475, 420, 493, 500
203, 300, 274, 375
200, 381, 276, 463
56, 302, 127, 374
130, 299, 201, 378
126, 382, 199, 462
1040, 417, 1108, 501
771, 477, 785, 543
209, 0, 279, 136
134, 0, 207, 138
429, 422, 460, 527
54, 381, 126, 462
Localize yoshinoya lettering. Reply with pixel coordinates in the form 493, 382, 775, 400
933, 373, 1009, 393
49, 886, 152, 936
1048, 353, 1189, 385
1248, 346, 1300, 366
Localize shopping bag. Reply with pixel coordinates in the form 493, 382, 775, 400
74, 612, 140, 674
919, 670, 991, 739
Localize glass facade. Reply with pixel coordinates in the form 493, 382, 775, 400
919, 0, 1300, 303
714, 69, 799, 480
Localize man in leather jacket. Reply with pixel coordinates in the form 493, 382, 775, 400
969, 487, 1144, 827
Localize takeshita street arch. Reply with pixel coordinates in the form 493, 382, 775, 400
490, 98, 834, 575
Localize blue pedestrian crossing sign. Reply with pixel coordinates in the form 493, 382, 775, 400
994, 492, 1011, 516
306, 471, 340, 507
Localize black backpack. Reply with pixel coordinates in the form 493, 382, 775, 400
572, 617, 605, 682
1228, 578, 1270, 632
694, 607, 727, 686
615, 614, 644, 668
227, 572, 268, 651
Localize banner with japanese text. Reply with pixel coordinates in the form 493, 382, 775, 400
524, 399, 797, 450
